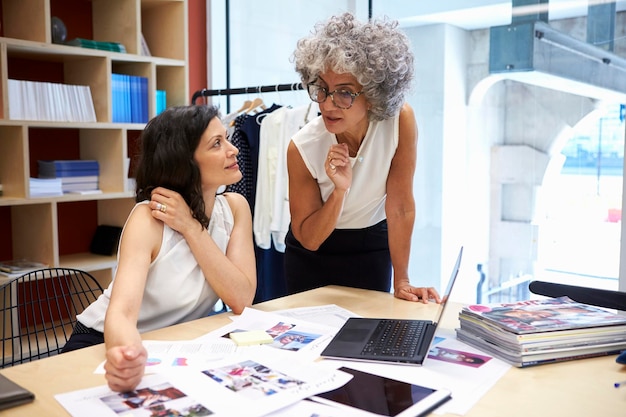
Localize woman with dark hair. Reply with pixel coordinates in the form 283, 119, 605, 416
285, 12, 439, 303
63, 105, 256, 392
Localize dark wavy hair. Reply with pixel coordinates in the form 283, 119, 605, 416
134, 105, 220, 229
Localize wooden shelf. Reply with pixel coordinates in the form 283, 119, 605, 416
58, 252, 118, 272
0, 0, 189, 276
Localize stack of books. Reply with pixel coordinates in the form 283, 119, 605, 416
29, 177, 63, 197
455, 296, 626, 367
111, 73, 149, 123
38, 159, 100, 194
0, 259, 48, 279
7, 79, 97, 122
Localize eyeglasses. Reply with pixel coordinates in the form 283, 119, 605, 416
307, 84, 363, 109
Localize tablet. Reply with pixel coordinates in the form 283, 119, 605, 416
312, 367, 451, 417
0, 373, 35, 411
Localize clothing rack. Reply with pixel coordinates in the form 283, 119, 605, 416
191, 82, 304, 105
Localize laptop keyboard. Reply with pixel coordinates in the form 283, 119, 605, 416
360, 320, 425, 357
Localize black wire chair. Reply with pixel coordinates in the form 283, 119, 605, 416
529, 280, 626, 311
0, 268, 104, 368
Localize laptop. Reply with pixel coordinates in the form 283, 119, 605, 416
320, 247, 463, 365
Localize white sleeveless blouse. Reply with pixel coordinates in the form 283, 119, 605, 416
292, 114, 399, 229
77, 195, 232, 333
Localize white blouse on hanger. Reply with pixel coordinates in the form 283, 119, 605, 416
254, 103, 318, 252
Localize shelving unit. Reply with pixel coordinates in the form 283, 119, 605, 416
0, 0, 189, 284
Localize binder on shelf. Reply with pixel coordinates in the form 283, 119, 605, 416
38, 160, 100, 178
139, 76, 149, 122
156, 89, 167, 115
123, 75, 131, 122
112, 74, 149, 123
38, 160, 100, 194
130, 75, 140, 123
111, 73, 122, 122
112, 73, 129, 122
42, 170, 99, 178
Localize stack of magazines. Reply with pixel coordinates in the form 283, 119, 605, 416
0, 259, 48, 279
455, 297, 626, 367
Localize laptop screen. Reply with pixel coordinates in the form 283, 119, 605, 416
432, 246, 463, 325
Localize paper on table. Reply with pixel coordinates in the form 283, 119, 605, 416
57, 348, 353, 417
93, 307, 344, 375
273, 304, 361, 328
94, 338, 239, 374
426, 331, 511, 415
197, 307, 340, 360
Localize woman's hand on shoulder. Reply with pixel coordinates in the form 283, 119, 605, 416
104, 343, 148, 392
149, 187, 197, 234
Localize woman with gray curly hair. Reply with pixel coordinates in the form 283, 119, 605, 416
284, 12, 440, 303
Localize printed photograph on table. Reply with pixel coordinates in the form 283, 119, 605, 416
202, 360, 304, 398
220, 322, 322, 351
271, 331, 322, 351
266, 321, 296, 337
428, 346, 491, 368
99, 383, 212, 416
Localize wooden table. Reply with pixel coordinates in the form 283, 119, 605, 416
1, 285, 625, 416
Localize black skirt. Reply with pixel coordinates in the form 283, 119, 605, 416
284, 219, 391, 294
62, 321, 104, 353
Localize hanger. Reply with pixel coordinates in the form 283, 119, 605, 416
235, 99, 253, 114
229, 98, 254, 127
245, 97, 266, 114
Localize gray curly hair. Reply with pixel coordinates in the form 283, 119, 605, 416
292, 12, 414, 121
